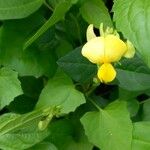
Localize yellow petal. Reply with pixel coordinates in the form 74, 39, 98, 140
124, 40, 135, 58
104, 35, 127, 63
86, 24, 97, 41
81, 37, 105, 64
97, 63, 116, 83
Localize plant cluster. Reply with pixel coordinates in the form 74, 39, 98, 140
0, 0, 150, 150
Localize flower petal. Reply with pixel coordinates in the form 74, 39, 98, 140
124, 40, 135, 58
82, 37, 105, 64
97, 63, 116, 83
104, 35, 127, 63
86, 24, 96, 41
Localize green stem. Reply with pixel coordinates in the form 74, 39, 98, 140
86, 84, 98, 96
44, 0, 54, 11
89, 98, 101, 111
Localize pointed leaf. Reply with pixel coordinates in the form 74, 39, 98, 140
81, 100, 132, 150
80, 0, 112, 28
113, 0, 150, 67
0, 68, 23, 109
36, 73, 86, 114
57, 47, 97, 83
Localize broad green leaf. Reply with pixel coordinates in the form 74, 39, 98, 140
113, 0, 150, 68
0, 13, 57, 77
142, 98, 150, 121
0, 68, 23, 109
81, 100, 132, 150
116, 69, 150, 91
36, 72, 86, 114
117, 56, 150, 74
0, 0, 43, 20
116, 56, 150, 91
80, 0, 112, 28
24, 1, 72, 49
0, 110, 49, 150
132, 122, 150, 150
28, 142, 58, 150
57, 47, 97, 83
47, 119, 93, 150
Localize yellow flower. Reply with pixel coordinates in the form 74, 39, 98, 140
97, 63, 116, 83
81, 24, 135, 83
82, 35, 127, 64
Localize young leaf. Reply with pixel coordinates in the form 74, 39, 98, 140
57, 47, 97, 83
0, 110, 49, 150
24, 1, 72, 49
0, 0, 43, 20
36, 72, 86, 114
81, 100, 133, 150
0, 68, 23, 109
80, 0, 113, 28
113, 0, 150, 68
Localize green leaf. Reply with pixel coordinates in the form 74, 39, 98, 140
47, 119, 93, 150
0, 13, 57, 77
0, 0, 43, 20
0, 110, 49, 150
117, 56, 150, 74
36, 72, 86, 114
118, 88, 140, 117
81, 100, 132, 150
28, 142, 58, 150
142, 98, 150, 121
55, 40, 73, 58
57, 47, 97, 83
132, 122, 150, 150
24, 1, 72, 49
127, 99, 139, 117
113, 0, 150, 68
80, 0, 112, 28
0, 68, 23, 109
116, 69, 150, 91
